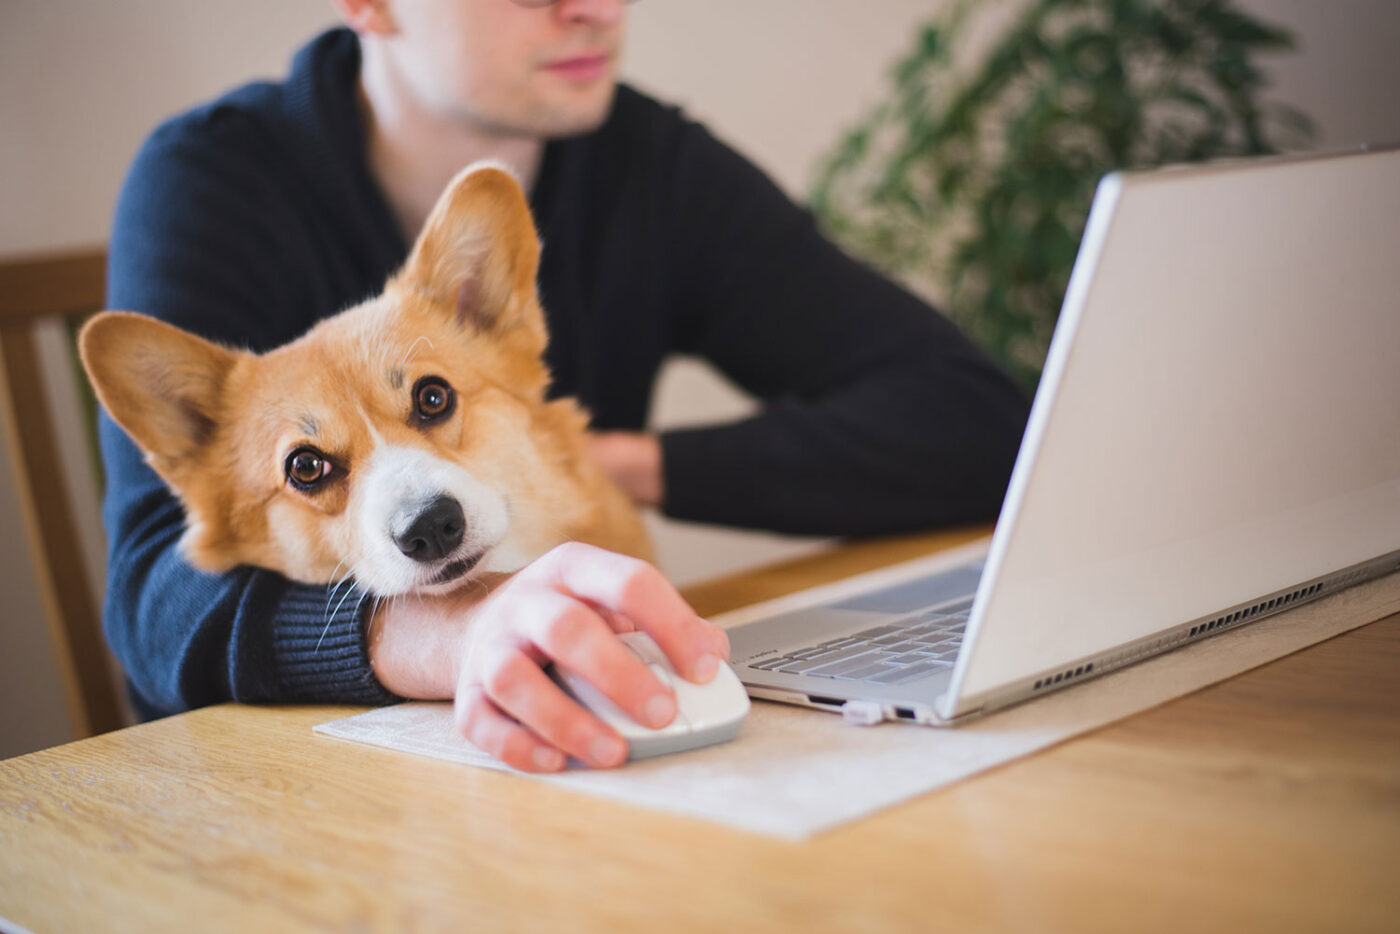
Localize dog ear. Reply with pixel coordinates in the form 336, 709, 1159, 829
397, 162, 547, 353
78, 312, 238, 478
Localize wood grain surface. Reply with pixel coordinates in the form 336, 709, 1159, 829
2, 528, 1397, 934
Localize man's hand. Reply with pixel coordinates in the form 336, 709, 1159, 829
585, 431, 663, 507
367, 542, 730, 772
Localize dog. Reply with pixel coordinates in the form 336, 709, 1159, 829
80, 164, 652, 598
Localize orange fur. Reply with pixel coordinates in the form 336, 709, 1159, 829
80, 165, 651, 592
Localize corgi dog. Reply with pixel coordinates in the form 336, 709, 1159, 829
80, 164, 651, 598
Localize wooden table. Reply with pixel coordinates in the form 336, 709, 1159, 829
3, 527, 1398, 933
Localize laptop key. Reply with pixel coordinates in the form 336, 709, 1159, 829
785, 644, 872, 670
849, 625, 902, 640
803, 651, 888, 678
832, 662, 897, 682
746, 656, 791, 670
880, 641, 921, 653
870, 661, 949, 684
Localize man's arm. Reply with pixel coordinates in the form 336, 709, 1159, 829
100, 117, 402, 716
656, 118, 1030, 535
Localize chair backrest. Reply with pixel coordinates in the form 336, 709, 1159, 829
0, 247, 127, 737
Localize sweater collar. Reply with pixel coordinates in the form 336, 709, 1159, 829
282, 28, 408, 267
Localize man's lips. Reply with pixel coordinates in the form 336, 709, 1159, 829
542, 52, 611, 82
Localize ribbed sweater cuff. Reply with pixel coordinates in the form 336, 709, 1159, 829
269, 582, 401, 706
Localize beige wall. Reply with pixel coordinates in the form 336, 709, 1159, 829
3, 0, 1398, 757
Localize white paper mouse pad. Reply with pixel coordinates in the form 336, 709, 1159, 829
315, 569, 1400, 841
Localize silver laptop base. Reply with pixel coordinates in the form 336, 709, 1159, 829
743, 549, 1400, 728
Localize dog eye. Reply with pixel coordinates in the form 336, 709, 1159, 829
285, 446, 333, 490
413, 376, 455, 423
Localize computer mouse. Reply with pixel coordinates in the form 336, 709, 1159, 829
552, 631, 751, 760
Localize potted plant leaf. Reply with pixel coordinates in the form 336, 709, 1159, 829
811, 0, 1314, 389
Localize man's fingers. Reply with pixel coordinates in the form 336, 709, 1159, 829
593, 604, 636, 634
474, 642, 629, 769
454, 684, 564, 773
536, 542, 730, 682
520, 591, 678, 729
452, 544, 734, 774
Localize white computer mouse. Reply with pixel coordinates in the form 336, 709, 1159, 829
552, 631, 751, 760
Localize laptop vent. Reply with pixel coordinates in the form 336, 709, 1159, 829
1186, 582, 1324, 639
1033, 663, 1093, 692
1024, 556, 1399, 700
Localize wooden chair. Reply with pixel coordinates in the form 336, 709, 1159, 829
0, 247, 127, 737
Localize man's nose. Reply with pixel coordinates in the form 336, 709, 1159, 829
394, 496, 466, 562
556, 0, 627, 26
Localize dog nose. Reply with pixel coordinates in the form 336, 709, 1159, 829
395, 496, 465, 562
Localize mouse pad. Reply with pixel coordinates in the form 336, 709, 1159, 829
315, 573, 1400, 840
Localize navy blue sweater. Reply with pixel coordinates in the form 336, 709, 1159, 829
101, 29, 1029, 719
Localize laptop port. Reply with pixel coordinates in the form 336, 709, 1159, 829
806, 695, 845, 708
895, 707, 918, 721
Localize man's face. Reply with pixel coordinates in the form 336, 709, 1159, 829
380, 0, 627, 138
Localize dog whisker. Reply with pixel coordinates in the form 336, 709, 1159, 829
313, 617, 335, 654
399, 335, 434, 372
323, 559, 354, 617
351, 591, 372, 634
323, 582, 355, 626
318, 577, 368, 652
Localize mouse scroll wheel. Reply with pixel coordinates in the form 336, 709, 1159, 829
621, 633, 669, 667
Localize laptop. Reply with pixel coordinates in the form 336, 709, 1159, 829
729, 145, 1400, 726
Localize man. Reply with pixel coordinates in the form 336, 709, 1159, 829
101, 0, 1029, 772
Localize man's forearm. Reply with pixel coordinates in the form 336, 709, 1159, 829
366, 576, 506, 698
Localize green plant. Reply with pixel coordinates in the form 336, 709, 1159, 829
811, 0, 1313, 389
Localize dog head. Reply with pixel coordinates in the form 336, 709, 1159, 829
82, 164, 591, 596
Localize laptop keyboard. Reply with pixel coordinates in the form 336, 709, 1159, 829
743, 598, 973, 686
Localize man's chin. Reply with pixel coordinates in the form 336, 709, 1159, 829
535, 85, 618, 139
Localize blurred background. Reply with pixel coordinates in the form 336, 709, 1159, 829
2, 0, 1397, 757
